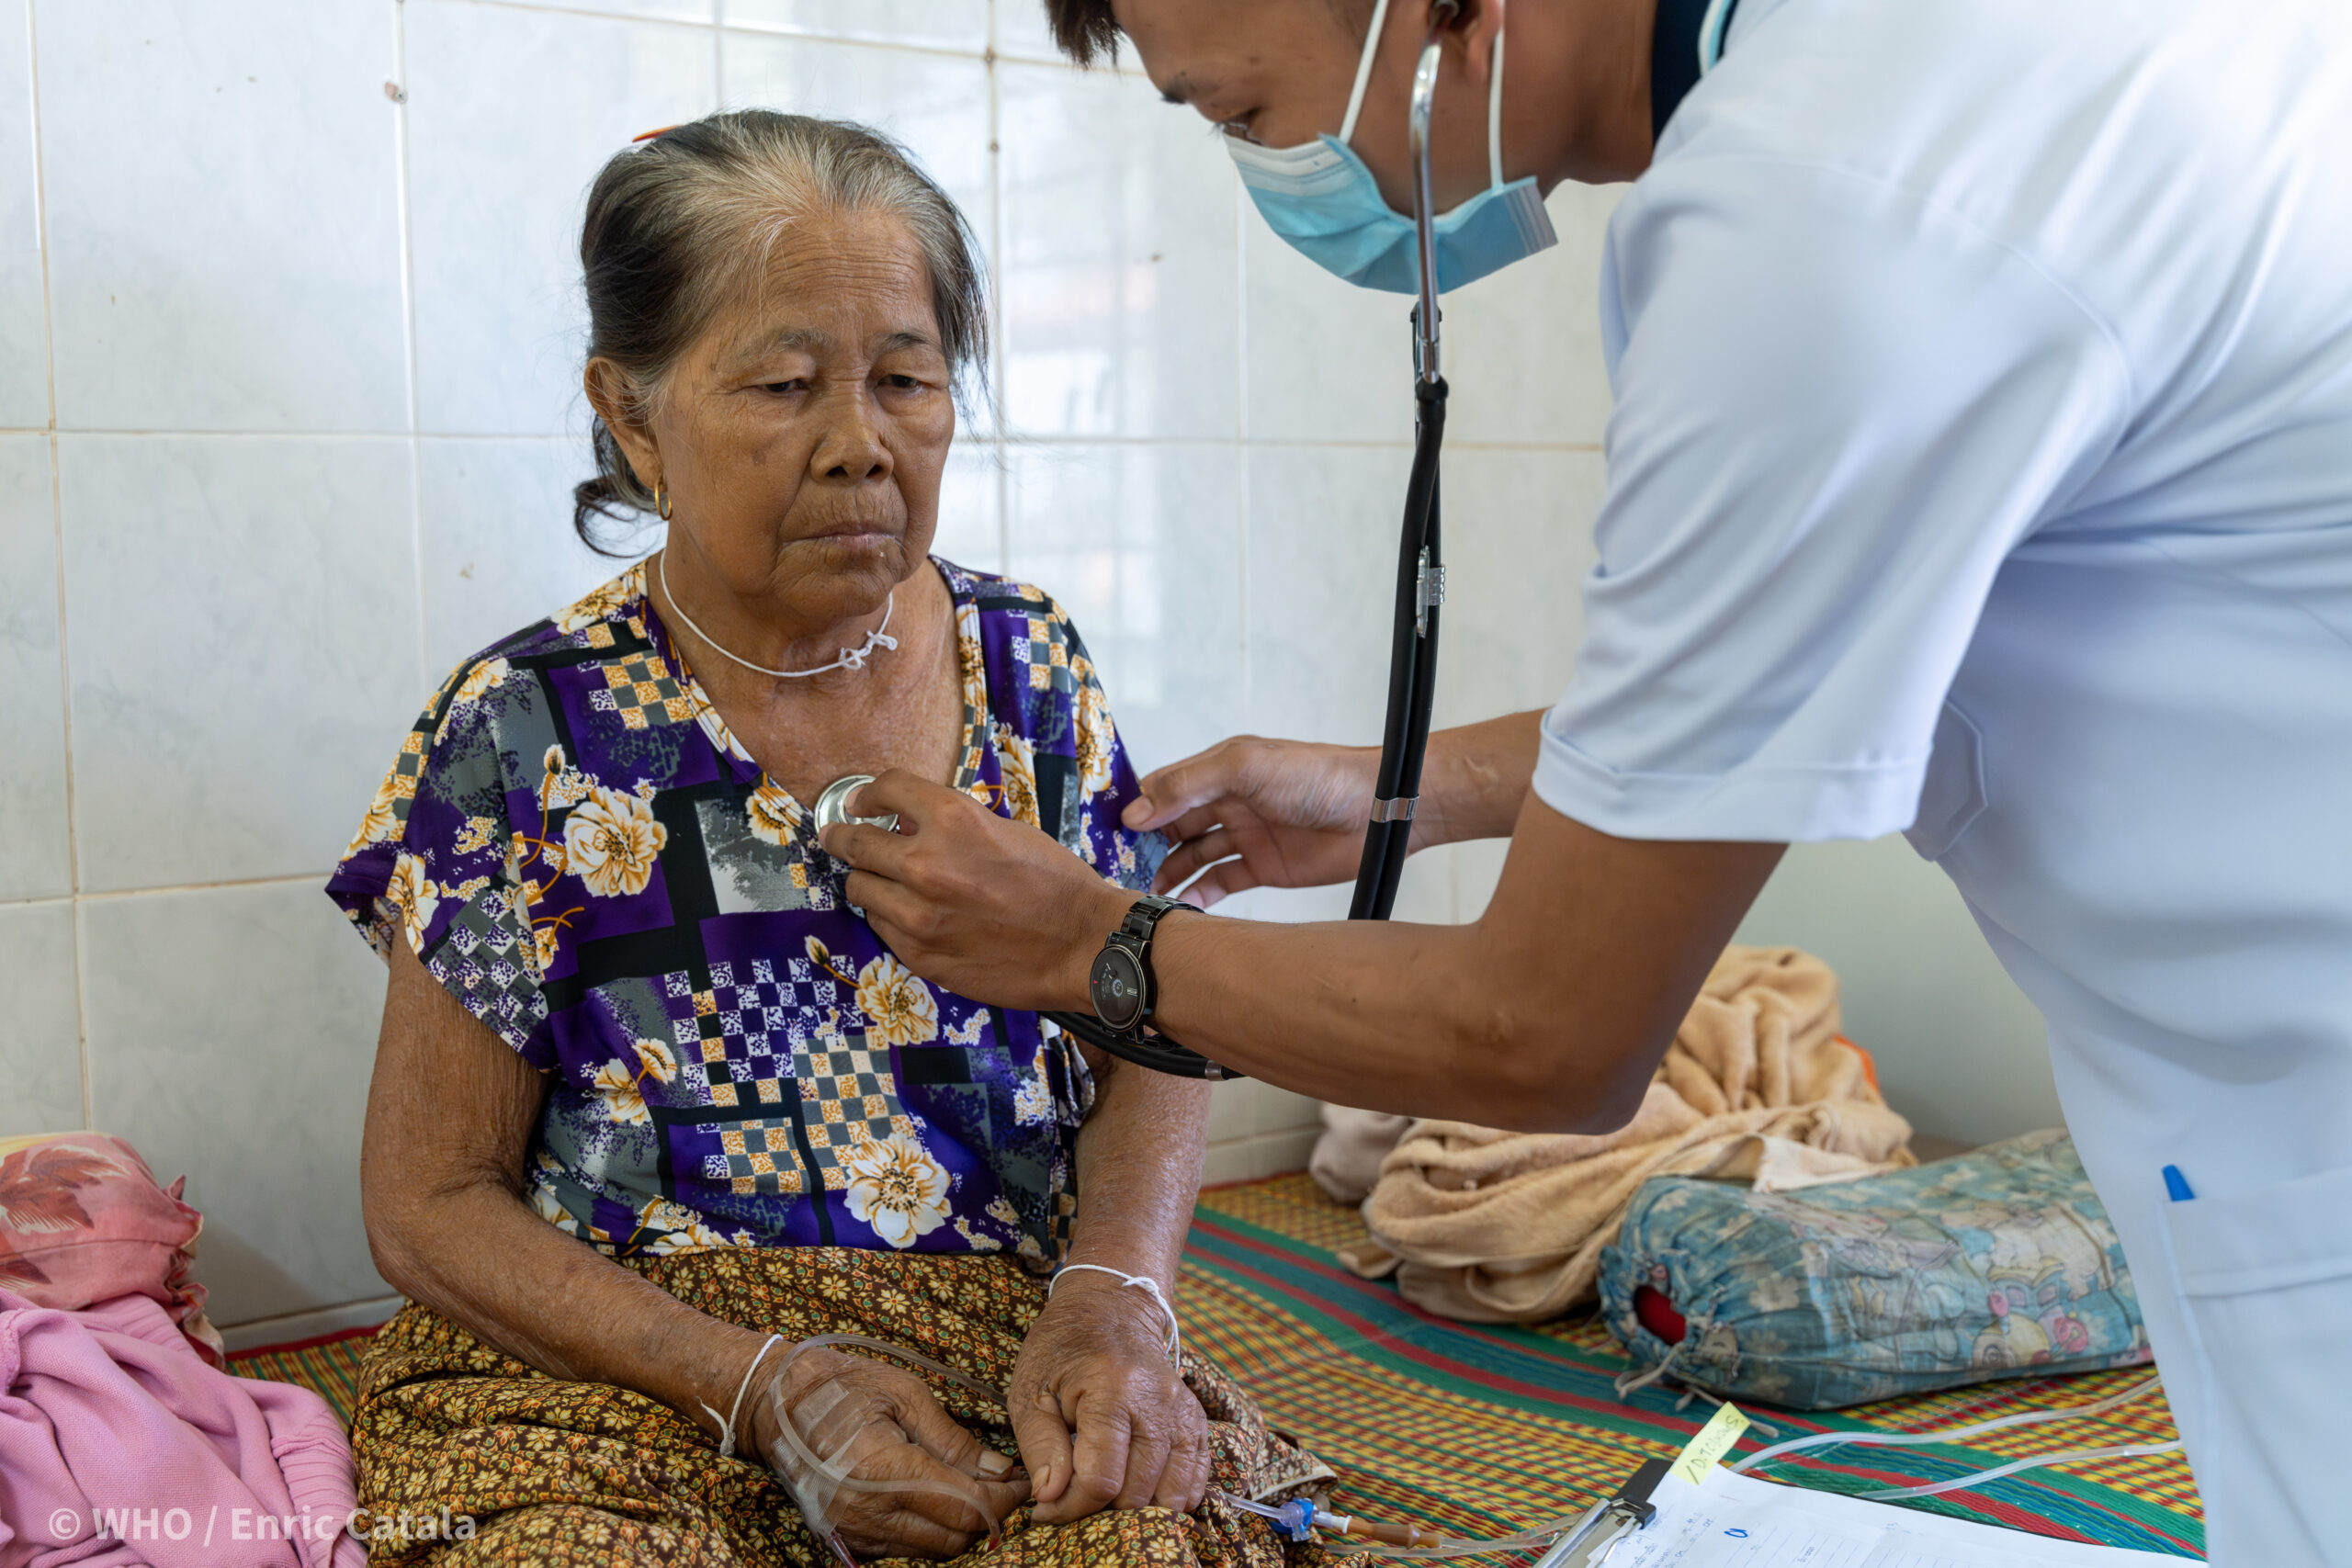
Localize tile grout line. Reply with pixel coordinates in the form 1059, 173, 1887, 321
0, 428, 478, 440
1233, 169, 1252, 733
392, 0, 429, 697
0, 426, 1602, 456
979, 434, 1606, 453
729, 19, 1010, 68
65, 872, 332, 905
217, 1293, 403, 1343
23, 0, 90, 1130
435, 0, 1018, 68
987, 1, 1009, 573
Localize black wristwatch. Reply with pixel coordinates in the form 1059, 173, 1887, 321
1087, 895, 1191, 1037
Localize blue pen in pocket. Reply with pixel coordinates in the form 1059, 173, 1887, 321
2163, 1165, 2195, 1201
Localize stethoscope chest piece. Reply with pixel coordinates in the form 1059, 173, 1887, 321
812, 773, 900, 838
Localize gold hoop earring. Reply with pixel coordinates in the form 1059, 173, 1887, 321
654, 479, 673, 522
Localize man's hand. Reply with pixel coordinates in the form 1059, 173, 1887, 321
751, 1343, 1028, 1561
823, 724, 1782, 1134
1007, 1273, 1210, 1523
1121, 736, 1388, 906
821, 772, 1131, 1010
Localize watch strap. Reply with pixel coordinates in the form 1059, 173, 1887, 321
1118, 893, 1188, 944
1099, 894, 1191, 1037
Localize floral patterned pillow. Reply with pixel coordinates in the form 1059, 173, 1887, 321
1599, 1131, 2149, 1409
0, 1132, 224, 1365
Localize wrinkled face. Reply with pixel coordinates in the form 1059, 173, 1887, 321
607, 207, 956, 627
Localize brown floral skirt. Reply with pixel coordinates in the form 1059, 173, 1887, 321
350, 1247, 1354, 1567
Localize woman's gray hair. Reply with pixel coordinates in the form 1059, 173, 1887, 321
571, 110, 989, 552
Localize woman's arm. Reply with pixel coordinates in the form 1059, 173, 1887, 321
361, 939, 766, 1408
1004, 1053, 1215, 1523
1064, 1049, 1210, 1302
360, 940, 1023, 1557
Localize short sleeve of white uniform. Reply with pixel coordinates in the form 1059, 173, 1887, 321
1533, 157, 2134, 841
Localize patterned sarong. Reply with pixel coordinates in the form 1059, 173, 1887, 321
351, 1246, 1354, 1566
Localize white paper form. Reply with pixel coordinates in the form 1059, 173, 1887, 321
1609, 1470, 2188, 1568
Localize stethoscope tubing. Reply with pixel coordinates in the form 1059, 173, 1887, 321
1352, 372, 1446, 923
1042, 17, 1458, 1080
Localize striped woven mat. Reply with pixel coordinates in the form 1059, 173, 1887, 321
1191, 1176, 2201, 1559
230, 1173, 2204, 1561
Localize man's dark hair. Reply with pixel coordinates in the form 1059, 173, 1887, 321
1041, 0, 1123, 64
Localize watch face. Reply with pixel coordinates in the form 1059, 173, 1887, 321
1090, 945, 1148, 1032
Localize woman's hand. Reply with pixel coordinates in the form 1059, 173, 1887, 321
752, 1343, 1028, 1561
1121, 736, 1388, 907
823, 772, 1133, 1010
1007, 1273, 1211, 1523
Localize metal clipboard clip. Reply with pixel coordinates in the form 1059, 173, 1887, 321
1531, 1458, 1668, 1568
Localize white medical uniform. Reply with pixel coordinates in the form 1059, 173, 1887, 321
1531, 0, 2352, 1559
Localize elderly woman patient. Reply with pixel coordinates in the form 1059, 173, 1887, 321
330, 112, 1333, 1567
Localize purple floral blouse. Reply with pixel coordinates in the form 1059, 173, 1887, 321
329, 559, 1165, 1265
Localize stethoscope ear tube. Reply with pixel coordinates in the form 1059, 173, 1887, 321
1043, 332, 1446, 1079
1351, 371, 1445, 922
1046, 18, 1456, 1081
1040, 1015, 1238, 1079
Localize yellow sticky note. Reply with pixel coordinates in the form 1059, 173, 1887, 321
1668, 1402, 1752, 1486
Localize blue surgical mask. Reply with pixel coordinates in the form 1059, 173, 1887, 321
1225, 0, 1556, 294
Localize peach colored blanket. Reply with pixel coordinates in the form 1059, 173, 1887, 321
1338, 946, 1915, 1323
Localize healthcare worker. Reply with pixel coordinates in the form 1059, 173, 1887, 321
821, 0, 2352, 1558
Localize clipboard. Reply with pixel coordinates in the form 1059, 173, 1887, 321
1605, 1466, 2188, 1566
1529, 1457, 1669, 1567
1532, 1404, 2184, 1568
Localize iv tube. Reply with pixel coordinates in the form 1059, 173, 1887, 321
786, 1333, 1593, 1561
1730, 1374, 2183, 1500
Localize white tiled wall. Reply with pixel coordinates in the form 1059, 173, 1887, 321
37, 0, 410, 433
0, 0, 2039, 1333
0, 0, 1512, 1330
0, 4, 46, 428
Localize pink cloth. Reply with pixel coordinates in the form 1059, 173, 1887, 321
0, 1134, 224, 1367
0, 1288, 365, 1568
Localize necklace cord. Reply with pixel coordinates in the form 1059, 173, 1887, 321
656, 551, 899, 680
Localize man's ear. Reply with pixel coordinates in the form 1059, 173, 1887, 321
584, 356, 662, 491
1450, 0, 1504, 87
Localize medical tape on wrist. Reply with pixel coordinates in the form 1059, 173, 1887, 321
1049, 1264, 1182, 1362
757, 1337, 1012, 1549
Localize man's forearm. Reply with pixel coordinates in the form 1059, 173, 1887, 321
1132, 799, 1783, 1132
828, 734, 1775, 1137
1417, 710, 1545, 848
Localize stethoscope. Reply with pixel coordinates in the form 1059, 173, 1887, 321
820, 8, 1458, 1081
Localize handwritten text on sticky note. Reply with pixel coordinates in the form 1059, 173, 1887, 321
1669, 1403, 1752, 1486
